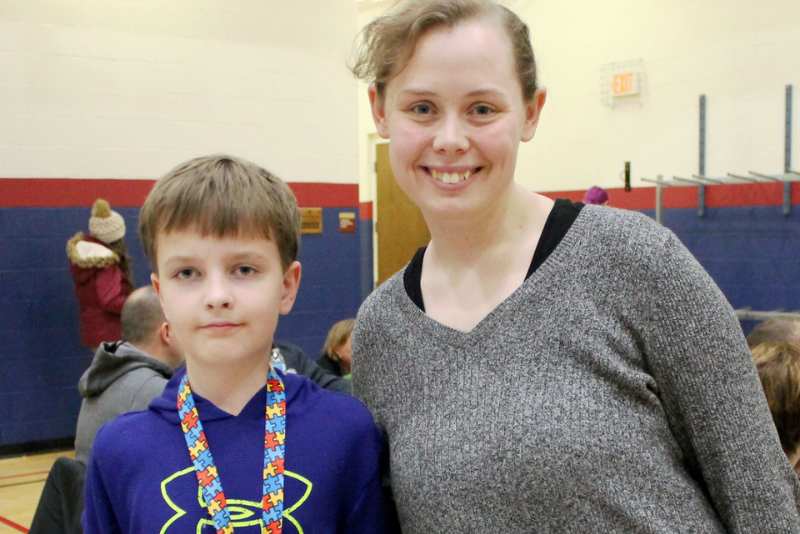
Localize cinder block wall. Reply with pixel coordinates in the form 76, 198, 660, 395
0, 1, 364, 448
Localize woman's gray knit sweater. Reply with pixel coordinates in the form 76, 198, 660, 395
353, 206, 800, 533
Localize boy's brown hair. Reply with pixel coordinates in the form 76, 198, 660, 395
350, 0, 538, 100
752, 341, 800, 456
139, 155, 300, 270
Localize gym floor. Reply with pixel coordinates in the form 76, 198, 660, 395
0, 450, 71, 533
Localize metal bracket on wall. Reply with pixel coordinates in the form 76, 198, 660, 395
763, 170, 798, 217
640, 175, 666, 224
697, 94, 706, 218
748, 170, 798, 216
783, 84, 793, 216
675, 175, 709, 217
785, 181, 792, 216
643, 85, 796, 223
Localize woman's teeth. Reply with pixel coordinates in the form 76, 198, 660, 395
431, 169, 472, 184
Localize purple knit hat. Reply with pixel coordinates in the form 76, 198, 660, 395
583, 186, 609, 205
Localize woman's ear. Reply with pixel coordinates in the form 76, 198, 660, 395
521, 88, 547, 142
369, 84, 390, 139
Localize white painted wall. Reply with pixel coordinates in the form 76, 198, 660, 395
0, 1, 359, 183
356, 0, 800, 194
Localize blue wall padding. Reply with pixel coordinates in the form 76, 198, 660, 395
647, 205, 800, 314
3, 202, 798, 447
0, 206, 363, 447
359, 219, 374, 301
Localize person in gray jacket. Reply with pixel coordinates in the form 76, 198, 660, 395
30, 286, 181, 533
272, 340, 352, 394
74, 285, 182, 465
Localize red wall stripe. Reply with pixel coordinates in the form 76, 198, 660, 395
1, 178, 797, 211
359, 201, 373, 221
542, 181, 800, 210
0, 179, 358, 208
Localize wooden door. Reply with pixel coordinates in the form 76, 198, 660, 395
375, 143, 430, 285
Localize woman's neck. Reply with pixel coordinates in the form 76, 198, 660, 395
424, 185, 552, 268
185, 355, 270, 416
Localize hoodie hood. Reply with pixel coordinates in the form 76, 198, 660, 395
148, 367, 304, 426
79, 341, 173, 398
66, 232, 121, 270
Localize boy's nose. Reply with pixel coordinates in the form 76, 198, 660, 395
204, 275, 233, 309
432, 114, 469, 155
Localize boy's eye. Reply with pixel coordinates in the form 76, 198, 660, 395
174, 268, 198, 280
234, 265, 258, 277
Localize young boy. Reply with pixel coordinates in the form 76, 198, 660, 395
83, 155, 389, 533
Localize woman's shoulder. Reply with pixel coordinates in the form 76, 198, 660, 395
574, 205, 674, 259
354, 270, 418, 350
357, 270, 406, 321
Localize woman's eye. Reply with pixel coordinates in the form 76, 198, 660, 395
470, 103, 495, 116
410, 102, 433, 115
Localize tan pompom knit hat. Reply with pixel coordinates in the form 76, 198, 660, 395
89, 198, 126, 244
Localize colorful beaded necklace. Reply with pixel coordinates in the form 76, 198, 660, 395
177, 368, 286, 534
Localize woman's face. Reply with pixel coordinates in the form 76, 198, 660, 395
370, 17, 545, 223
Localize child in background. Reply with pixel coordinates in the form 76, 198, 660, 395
83, 155, 389, 533
752, 341, 800, 473
318, 319, 355, 378
350, 0, 800, 531
66, 198, 134, 348
583, 185, 609, 205
746, 317, 800, 348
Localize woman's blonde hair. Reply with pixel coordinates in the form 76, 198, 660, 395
752, 341, 800, 456
350, 0, 538, 100
323, 319, 355, 361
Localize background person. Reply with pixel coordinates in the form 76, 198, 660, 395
273, 339, 352, 393
74, 285, 182, 465
747, 317, 800, 348
583, 185, 609, 205
30, 286, 180, 534
752, 341, 800, 473
66, 198, 134, 348
317, 318, 355, 378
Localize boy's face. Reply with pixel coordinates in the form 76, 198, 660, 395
151, 228, 301, 371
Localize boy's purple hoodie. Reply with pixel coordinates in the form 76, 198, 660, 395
84, 367, 389, 533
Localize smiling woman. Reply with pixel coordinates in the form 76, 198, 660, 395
368, 16, 544, 228
349, 0, 800, 532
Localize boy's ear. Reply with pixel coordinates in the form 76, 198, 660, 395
369, 84, 390, 139
151, 272, 168, 322
159, 322, 170, 346
279, 261, 302, 315
521, 87, 547, 142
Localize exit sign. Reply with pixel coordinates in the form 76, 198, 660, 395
611, 72, 640, 97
